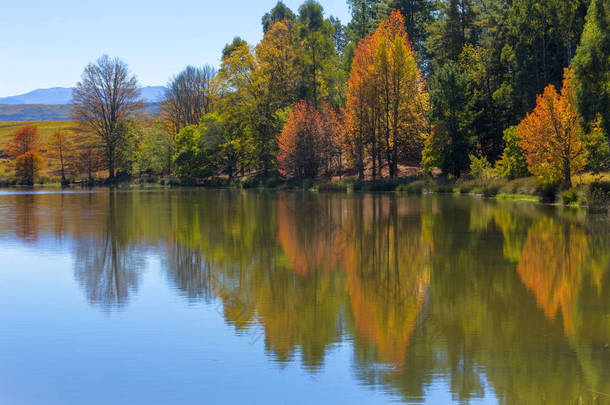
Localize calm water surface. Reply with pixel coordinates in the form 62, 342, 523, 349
0, 189, 609, 404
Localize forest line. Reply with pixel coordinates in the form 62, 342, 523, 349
1, 0, 609, 197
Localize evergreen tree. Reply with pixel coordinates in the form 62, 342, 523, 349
572, 0, 610, 136
379, 0, 434, 59
423, 62, 476, 176
426, 0, 479, 70
295, 1, 341, 107
346, 0, 383, 42
502, 0, 590, 116
262, 1, 296, 33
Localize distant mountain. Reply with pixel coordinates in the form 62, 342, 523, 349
0, 103, 161, 121
0, 104, 72, 121
0, 86, 166, 105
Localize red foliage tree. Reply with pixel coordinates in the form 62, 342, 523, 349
7, 125, 41, 158
277, 100, 342, 179
7, 125, 43, 185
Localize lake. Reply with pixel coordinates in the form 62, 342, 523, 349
0, 189, 608, 404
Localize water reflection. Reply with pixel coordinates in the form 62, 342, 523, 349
0, 190, 608, 403
73, 193, 145, 310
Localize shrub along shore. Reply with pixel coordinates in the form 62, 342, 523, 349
2, 173, 608, 211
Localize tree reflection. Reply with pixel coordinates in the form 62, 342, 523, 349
73, 192, 145, 310
344, 195, 431, 366
163, 241, 214, 303
11, 193, 39, 242
0, 189, 609, 403
214, 192, 346, 370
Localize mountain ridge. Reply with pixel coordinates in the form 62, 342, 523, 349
0, 86, 166, 105
0, 103, 161, 121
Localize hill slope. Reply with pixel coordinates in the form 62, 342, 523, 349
0, 121, 78, 145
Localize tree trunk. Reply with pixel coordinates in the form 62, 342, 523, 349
108, 156, 115, 182
564, 157, 572, 188
60, 167, 68, 187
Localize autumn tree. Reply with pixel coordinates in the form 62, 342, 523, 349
7, 125, 43, 185
345, 10, 429, 179
378, 0, 434, 59
72, 131, 102, 186
72, 55, 142, 181
160, 65, 216, 135
278, 100, 339, 179
345, 34, 374, 180
46, 129, 74, 186
254, 19, 300, 175
516, 69, 586, 187
319, 104, 345, 177
216, 21, 299, 177
216, 38, 258, 175
374, 10, 429, 177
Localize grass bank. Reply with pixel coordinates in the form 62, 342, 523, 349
1, 172, 609, 211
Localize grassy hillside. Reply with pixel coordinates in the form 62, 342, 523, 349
0, 120, 78, 146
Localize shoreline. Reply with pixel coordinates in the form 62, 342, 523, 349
1, 176, 608, 211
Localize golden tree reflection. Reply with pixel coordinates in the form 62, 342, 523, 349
343, 195, 431, 365
0, 190, 608, 403
517, 218, 588, 333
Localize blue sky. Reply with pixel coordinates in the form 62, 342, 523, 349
0, 0, 351, 97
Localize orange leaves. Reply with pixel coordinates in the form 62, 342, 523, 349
6, 125, 43, 185
344, 10, 429, 179
277, 100, 324, 179
516, 218, 589, 335
46, 129, 74, 173
14, 151, 43, 186
516, 68, 586, 186
277, 100, 342, 179
7, 125, 41, 158
375, 10, 410, 46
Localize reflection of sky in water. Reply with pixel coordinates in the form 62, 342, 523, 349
0, 190, 608, 404
0, 246, 408, 404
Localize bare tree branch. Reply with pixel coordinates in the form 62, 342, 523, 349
71, 55, 142, 180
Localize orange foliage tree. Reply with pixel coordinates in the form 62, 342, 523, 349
345, 10, 429, 180
277, 100, 341, 179
46, 129, 74, 186
7, 125, 43, 185
345, 35, 377, 180
516, 68, 586, 187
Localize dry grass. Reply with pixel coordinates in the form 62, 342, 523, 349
0, 121, 80, 179
573, 172, 610, 185
0, 121, 78, 147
